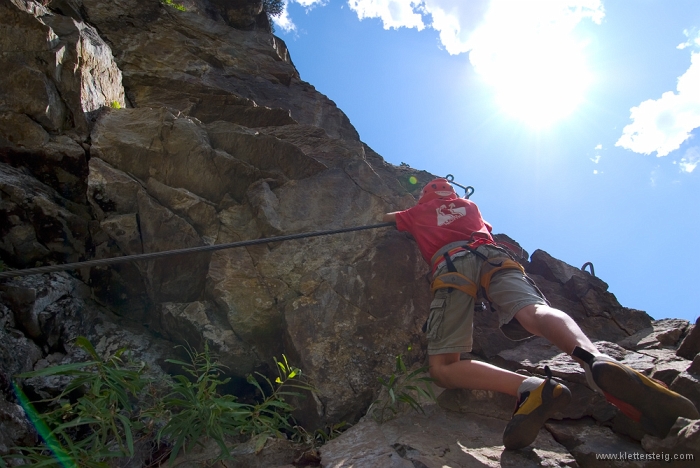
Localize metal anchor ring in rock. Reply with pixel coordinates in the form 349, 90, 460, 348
1, 1, 700, 466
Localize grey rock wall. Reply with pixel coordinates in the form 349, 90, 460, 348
1, 1, 698, 466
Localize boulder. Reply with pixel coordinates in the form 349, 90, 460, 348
527, 250, 653, 341
0, 163, 90, 267
671, 371, 700, 411
677, 317, 700, 360
68, 0, 359, 140
0, 109, 90, 204
547, 418, 649, 467
618, 319, 690, 350
0, 301, 43, 388
91, 107, 272, 204
320, 405, 578, 467
641, 418, 700, 467
151, 301, 258, 376
146, 177, 219, 245
87, 157, 143, 218
437, 387, 514, 421
0, 0, 124, 138
0, 399, 36, 457
135, 190, 209, 303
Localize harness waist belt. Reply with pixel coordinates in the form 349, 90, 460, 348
430, 240, 475, 266
429, 241, 526, 300
430, 238, 495, 273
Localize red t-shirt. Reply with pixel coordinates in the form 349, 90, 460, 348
395, 197, 493, 264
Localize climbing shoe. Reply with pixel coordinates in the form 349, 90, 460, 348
573, 346, 700, 438
503, 366, 572, 450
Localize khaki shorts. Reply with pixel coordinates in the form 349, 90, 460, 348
426, 244, 547, 355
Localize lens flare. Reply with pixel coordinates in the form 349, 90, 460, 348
13, 382, 75, 467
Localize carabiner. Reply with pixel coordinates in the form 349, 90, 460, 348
445, 174, 474, 199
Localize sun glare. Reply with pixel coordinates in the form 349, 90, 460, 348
493, 37, 591, 127
468, 2, 596, 128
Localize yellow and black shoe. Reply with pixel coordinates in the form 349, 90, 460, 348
503, 366, 571, 450
573, 346, 700, 439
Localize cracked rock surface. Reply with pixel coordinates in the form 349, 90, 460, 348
1, 1, 699, 466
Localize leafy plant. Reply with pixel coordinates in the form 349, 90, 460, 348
263, 0, 284, 32
264, 0, 284, 17
2, 337, 150, 467
160, 0, 186, 12
156, 343, 248, 464
158, 347, 314, 463
367, 354, 437, 423
313, 421, 349, 444
246, 355, 314, 449
110, 100, 121, 109
1, 338, 314, 467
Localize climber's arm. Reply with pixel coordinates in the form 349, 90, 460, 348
382, 212, 398, 223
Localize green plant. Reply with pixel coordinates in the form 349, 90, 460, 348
264, 0, 284, 32
160, 0, 186, 12
367, 354, 437, 423
110, 100, 121, 109
313, 421, 349, 444
157, 343, 248, 464
264, 0, 283, 17
158, 347, 314, 463
241, 355, 314, 453
1, 339, 314, 467
2, 337, 150, 467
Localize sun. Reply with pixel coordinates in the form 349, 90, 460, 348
494, 38, 591, 127
468, 5, 595, 128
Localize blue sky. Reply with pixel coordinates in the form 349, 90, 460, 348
274, 0, 700, 323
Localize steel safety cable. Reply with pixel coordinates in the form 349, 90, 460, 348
0, 222, 396, 280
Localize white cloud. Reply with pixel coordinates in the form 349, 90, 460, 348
342, 1, 603, 55
274, 1, 297, 32
447, 0, 603, 55
590, 155, 601, 163
465, 1, 603, 124
650, 166, 660, 187
278, 1, 604, 123
679, 146, 700, 173
273, 0, 327, 32
347, 0, 425, 30
616, 52, 700, 157
677, 28, 700, 50
595, 144, 602, 150
419, 0, 491, 55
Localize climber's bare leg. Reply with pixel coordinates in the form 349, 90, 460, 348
514, 303, 598, 365
428, 353, 525, 396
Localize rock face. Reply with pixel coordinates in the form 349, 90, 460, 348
1, 0, 424, 436
1, 1, 699, 467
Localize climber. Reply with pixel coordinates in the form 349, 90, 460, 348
382, 178, 699, 450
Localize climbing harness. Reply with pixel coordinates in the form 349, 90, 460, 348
430, 240, 526, 301
0, 222, 395, 280
427, 175, 519, 301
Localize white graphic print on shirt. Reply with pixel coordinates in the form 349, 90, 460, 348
436, 203, 467, 226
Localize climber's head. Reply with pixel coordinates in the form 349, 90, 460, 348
418, 178, 458, 204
